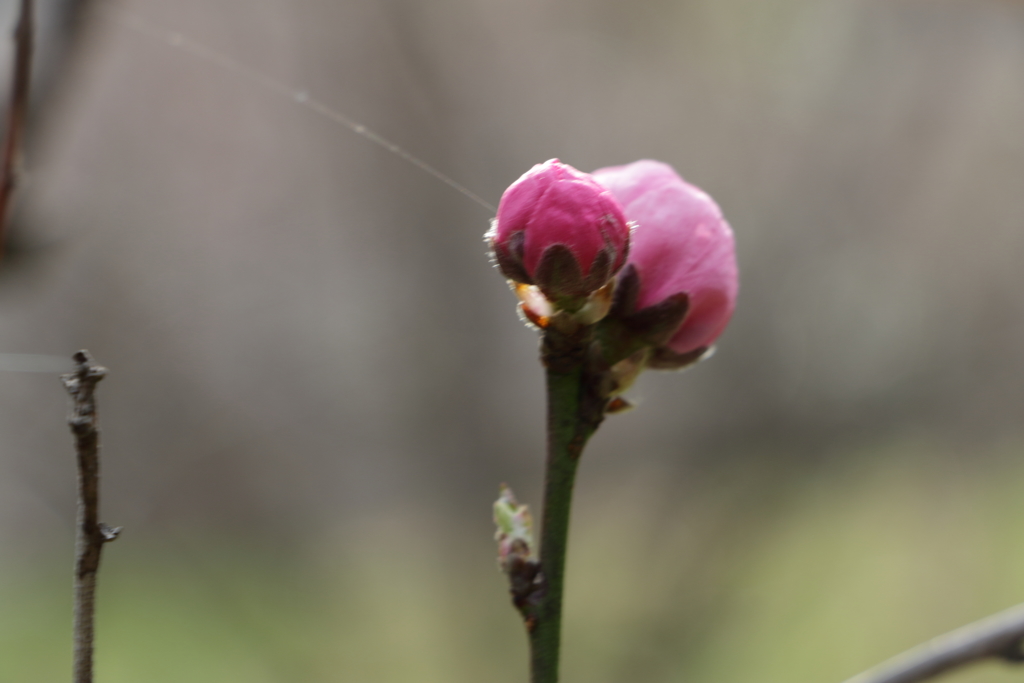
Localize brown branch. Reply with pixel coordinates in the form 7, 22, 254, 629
841, 602, 1024, 683
0, 0, 34, 258
62, 350, 121, 683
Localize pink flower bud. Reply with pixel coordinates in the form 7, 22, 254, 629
592, 160, 738, 361
489, 159, 631, 307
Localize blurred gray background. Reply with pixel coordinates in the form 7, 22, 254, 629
2, 0, 1024, 681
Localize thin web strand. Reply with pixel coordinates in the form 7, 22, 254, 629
0, 6, 499, 372
103, 5, 497, 214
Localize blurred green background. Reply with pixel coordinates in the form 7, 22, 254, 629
8, 439, 1024, 682
2, 0, 1024, 681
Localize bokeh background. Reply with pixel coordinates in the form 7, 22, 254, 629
2, 0, 1024, 681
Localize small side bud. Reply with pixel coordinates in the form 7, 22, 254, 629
494, 484, 535, 570
494, 485, 543, 613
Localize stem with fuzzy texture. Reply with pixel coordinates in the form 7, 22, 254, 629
527, 323, 605, 683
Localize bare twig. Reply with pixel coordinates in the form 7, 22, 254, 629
0, 0, 34, 257
62, 350, 121, 683
841, 602, 1024, 683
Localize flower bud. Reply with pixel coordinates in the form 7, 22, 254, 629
592, 160, 737, 367
488, 159, 631, 309
493, 485, 542, 612
494, 484, 535, 570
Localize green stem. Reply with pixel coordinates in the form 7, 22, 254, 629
528, 326, 604, 683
